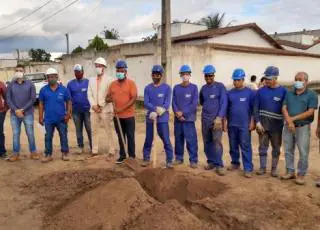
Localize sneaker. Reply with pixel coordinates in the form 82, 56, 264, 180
41, 156, 53, 163
281, 172, 296, 180
165, 162, 173, 169
244, 171, 252, 178
0, 153, 8, 159
141, 160, 150, 167
271, 168, 279, 178
173, 160, 183, 165
316, 180, 320, 187
256, 168, 266, 176
295, 176, 306, 185
62, 154, 70, 161
204, 163, 215, 170
227, 164, 240, 171
8, 155, 21, 162
77, 147, 84, 154
190, 162, 198, 169
30, 153, 40, 160
116, 157, 126, 164
215, 167, 226, 176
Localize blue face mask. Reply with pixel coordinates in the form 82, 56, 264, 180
294, 81, 304, 89
116, 72, 125, 80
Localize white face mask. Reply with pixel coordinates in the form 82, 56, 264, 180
95, 67, 103, 76
15, 72, 24, 79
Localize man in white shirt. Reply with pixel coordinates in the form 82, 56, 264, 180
87, 57, 116, 156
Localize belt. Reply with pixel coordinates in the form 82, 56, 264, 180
295, 124, 308, 128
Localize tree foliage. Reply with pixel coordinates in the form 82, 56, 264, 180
101, 27, 120, 39
29, 49, 51, 62
199, 12, 235, 29
71, 45, 84, 54
86, 36, 108, 51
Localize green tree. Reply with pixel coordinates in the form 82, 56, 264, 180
29, 49, 51, 62
172, 18, 192, 23
142, 23, 159, 41
71, 45, 84, 54
86, 36, 108, 51
200, 12, 235, 29
101, 27, 120, 39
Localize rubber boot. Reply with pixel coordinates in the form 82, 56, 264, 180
259, 155, 267, 170
271, 157, 279, 177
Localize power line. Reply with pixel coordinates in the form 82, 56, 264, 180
0, 0, 81, 42
0, 0, 54, 32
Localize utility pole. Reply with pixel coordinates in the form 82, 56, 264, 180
65, 33, 70, 54
16, 49, 20, 63
161, 0, 172, 86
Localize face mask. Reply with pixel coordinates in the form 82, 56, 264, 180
15, 72, 24, 79
152, 77, 161, 84
116, 72, 125, 80
48, 79, 57, 85
95, 67, 103, 76
294, 81, 304, 89
181, 74, 191, 82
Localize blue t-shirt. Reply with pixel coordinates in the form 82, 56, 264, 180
39, 85, 71, 124
200, 82, 227, 121
227, 87, 255, 127
283, 89, 318, 126
144, 83, 171, 123
254, 86, 287, 131
172, 83, 198, 122
67, 78, 90, 113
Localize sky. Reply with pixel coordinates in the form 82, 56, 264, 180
0, 0, 319, 53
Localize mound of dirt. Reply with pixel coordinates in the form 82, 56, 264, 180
44, 178, 158, 230
124, 199, 215, 230
137, 168, 228, 204
24, 169, 128, 212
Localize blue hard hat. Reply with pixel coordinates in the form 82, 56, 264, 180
179, 65, 191, 73
264, 66, 279, 79
232, 68, 246, 80
203, 65, 216, 75
116, 60, 128, 69
151, 65, 164, 74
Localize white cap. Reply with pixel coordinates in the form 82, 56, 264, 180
74, 64, 83, 71
94, 57, 107, 67
46, 67, 58, 75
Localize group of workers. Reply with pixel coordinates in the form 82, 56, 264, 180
0, 57, 319, 187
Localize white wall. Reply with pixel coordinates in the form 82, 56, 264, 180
210, 28, 274, 48
307, 44, 320, 54
282, 45, 304, 52
158, 23, 207, 38
277, 34, 318, 45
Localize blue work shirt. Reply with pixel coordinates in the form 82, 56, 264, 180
67, 78, 90, 113
199, 82, 227, 121
254, 86, 287, 131
39, 85, 71, 124
283, 89, 318, 126
144, 83, 171, 123
227, 87, 255, 127
172, 83, 198, 122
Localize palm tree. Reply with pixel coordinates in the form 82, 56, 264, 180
200, 12, 235, 29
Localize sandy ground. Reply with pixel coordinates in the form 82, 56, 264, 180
0, 107, 320, 230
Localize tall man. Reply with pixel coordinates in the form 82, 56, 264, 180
6, 64, 37, 162
87, 57, 115, 157
0, 80, 8, 159
227, 69, 255, 178
172, 65, 198, 169
67, 64, 92, 154
254, 66, 287, 177
142, 65, 173, 168
107, 60, 137, 164
316, 109, 320, 187
281, 72, 318, 185
39, 68, 72, 162
199, 65, 227, 175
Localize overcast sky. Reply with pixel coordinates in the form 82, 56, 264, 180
0, 0, 319, 53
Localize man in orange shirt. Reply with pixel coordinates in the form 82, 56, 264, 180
107, 60, 137, 164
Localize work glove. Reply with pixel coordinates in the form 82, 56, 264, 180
149, 112, 158, 121
213, 117, 223, 131
156, 107, 166, 116
256, 122, 265, 135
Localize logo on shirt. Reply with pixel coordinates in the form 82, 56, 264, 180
158, 93, 164, 98
57, 93, 64, 100
185, 94, 191, 98
209, 94, 216, 99
240, 97, 247, 102
273, 97, 281, 102
81, 88, 87, 92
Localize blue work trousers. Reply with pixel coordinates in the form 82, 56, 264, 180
143, 122, 173, 163
45, 121, 69, 156
228, 126, 253, 172
174, 120, 198, 164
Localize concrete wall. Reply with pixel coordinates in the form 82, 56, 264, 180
158, 23, 207, 38
0, 59, 17, 68
307, 44, 320, 54
277, 34, 318, 45
211, 29, 275, 48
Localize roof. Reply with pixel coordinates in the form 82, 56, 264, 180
205, 43, 320, 58
272, 29, 320, 37
277, 39, 320, 50
172, 23, 283, 49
